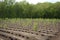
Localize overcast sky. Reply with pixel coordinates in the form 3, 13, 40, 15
16, 0, 60, 4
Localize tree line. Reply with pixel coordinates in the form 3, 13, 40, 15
0, 0, 60, 19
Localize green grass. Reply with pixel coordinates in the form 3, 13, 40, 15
0, 18, 60, 31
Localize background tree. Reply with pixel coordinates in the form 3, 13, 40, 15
0, 0, 60, 19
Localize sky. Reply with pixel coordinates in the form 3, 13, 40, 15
16, 0, 60, 4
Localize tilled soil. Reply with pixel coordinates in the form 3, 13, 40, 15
0, 27, 60, 40
0, 19, 60, 40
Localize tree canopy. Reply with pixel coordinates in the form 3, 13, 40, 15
0, 0, 60, 18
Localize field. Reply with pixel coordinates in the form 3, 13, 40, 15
0, 18, 60, 40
